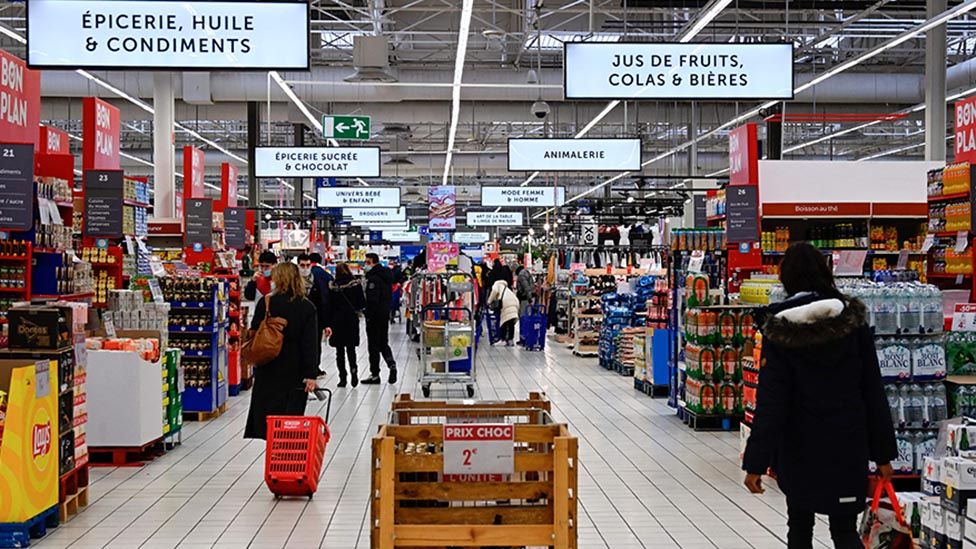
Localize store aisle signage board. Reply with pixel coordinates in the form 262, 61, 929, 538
507, 138, 642, 172
83, 169, 123, 237
184, 198, 213, 248
224, 207, 246, 249
220, 163, 238, 209
26, 0, 309, 70
729, 123, 759, 186
82, 97, 120, 171
429, 185, 457, 230
563, 42, 794, 100
466, 211, 523, 226
481, 186, 566, 207
442, 424, 515, 476
693, 195, 707, 228
317, 187, 399, 208
322, 115, 370, 140
956, 96, 976, 164
726, 185, 758, 244
39, 125, 68, 154
344, 207, 406, 223
254, 147, 380, 178
0, 51, 41, 148
183, 146, 205, 199
0, 143, 35, 231
383, 230, 420, 243
455, 232, 490, 245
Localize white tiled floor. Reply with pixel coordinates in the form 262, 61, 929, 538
33, 325, 836, 548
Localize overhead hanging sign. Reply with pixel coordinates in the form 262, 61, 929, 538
39, 126, 69, 155
481, 186, 566, 207
254, 147, 381, 178
508, 138, 642, 172
82, 97, 120, 171
429, 185, 457, 230
563, 42, 794, 100
383, 229, 420, 242
220, 162, 238, 210
955, 96, 976, 164
0, 50, 41, 148
454, 232, 490, 245
26, 0, 310, 70
317, 187, 400, 208
0, 143, 35, 231
322, 115, 371, 140
729, 123, 760, 186
183, 146, 205, 199
224, 206, 246, 249
83, 169, 124, 237
466, 211, 523, 226
344, 207, 406, 223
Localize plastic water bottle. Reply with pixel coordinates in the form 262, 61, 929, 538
875, 286, 898, 335
931, 384, 948, 424
923, 285, 945, 333
886, 385, 902, 428
903, 284, 923, 334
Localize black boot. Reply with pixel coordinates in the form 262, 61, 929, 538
337, 377, 347, 388
388, 368, 398, 384
351, 370, 359, 387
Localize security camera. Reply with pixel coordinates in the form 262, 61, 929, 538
531, 100, 550, 119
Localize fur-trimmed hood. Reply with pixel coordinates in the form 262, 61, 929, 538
762, 295, 867, 348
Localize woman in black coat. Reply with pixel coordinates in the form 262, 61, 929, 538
322, 262, 366, 387
243, 262, 322, 440
743, 242, 897, 548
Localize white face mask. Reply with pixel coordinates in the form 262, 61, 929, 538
299, 267, 312, 278
270, 281, 276, 292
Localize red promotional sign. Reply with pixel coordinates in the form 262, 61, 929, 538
39, 126, 69, 155
220, 162, 239, 210
955, 96, 976, 164
0, 50, 40, 147
728, 123, 759, 186
183, 146, 205, 199
82, 97, 120, 170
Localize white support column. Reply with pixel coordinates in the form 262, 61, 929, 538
153, 73, 176, 217
925, 0, 948, 161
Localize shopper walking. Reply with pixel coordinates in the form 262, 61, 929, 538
323, 263, 366, 388
742, 242, 896, 549
362, 253, 398, 384
488, 279, 520, 346
297, 254, 329, 337
243, 262, 322, 440
243, 251, 278, 302
516, 264, 534, 316
308, 252, 333, 300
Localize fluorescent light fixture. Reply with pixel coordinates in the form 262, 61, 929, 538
678, 0, 735, 42
205, 183, 220, 191
441, 0, 475, 185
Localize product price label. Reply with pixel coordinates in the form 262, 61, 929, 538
957, 231, 970, 253
442, 423, 515, 476
34, 360, 50, 399
103, 316, 117, 338
952, 304, 976, 332
149, 279, 165, 304
688, 250, 705, 273
833, 250, 868, 276
896, 250, 910, 270
922, 234, 935, 253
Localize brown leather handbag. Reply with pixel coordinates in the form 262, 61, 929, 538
242, 296, 288, 366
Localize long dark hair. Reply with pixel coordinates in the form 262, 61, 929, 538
780, 242, 844, 300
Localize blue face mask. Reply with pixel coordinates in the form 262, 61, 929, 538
262, 269, 272, 277
364, 264, 373, 272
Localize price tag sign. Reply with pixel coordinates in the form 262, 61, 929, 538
442, 423, 515, 476
896, 250, 910, 270
149, 256, 167, 277
104, 316, 117, 338
957, 231, 969, 253
922, 234, 935, 253
149, 278, 165, 304
833, 250, 868, 276
688, 250, 705, 273
34, 360, 50, 399
952, 304, 976, 331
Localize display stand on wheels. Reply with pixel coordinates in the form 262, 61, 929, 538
414, 272, 477, 398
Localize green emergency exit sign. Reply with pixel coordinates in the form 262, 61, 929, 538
322, 115, 371, 140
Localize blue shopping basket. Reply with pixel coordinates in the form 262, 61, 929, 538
519, 305, 547, 351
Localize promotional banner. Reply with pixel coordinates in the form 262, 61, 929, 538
0, 50, 41, 147
563, 42, 794, 100
84, 169, 124, 237
480, 186, 566, 207
317, 187, 400, 208
39, 126, 69, 155
184, 198, 214, 248
956, 96, 976, 164
427, 242, 459, 272
27, 0, 310, 70
220, 162, 238, 210
466, 211, 523, 226
729, 123, 759, 186
224, 206, 246, 249
344, 207, 405, 223
183, 146, 205, 199
82, 97, 120, 170
508, 138, 642, 172
454, 232, 490, 245
428, 185, 457, 230
255, 147, 381, 178
0, 143, 35, 230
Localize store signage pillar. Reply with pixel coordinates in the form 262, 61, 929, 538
82, 97, 120, 171
0, 50, 41, 148
247, 101, 260, 241
729, 124, 759, 186
925, 0, 948, 162
153, 73, 176, 218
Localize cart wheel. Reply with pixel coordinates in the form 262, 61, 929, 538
467, 385, 475, 398
308, 494, 313, 500
422, 384, 431, 398
274, 494, 281, 500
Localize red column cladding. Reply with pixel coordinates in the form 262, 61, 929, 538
0, 50, 40, 147
82, 97, 120, 170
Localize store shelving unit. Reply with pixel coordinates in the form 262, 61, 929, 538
165, 281, 229, 416
0, 241, 32, 323
571, 295, 601, 357
213, 271, 244, 395
926, 163, 976, 299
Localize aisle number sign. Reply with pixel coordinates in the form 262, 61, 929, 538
255, 147, 381, 178
322, 115, 371, 140
442, 424, 515, 476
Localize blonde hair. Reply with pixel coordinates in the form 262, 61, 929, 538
271, 262, 306, 301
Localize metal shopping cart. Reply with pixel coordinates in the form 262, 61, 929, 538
418, 303, 477, 398
264, 387, 332, 499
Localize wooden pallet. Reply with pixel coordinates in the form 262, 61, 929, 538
89, 437, 164, 467
58, 465, 90, 522
183, 402, 228, 422
633, 379, 670, 398
0, 505, 58, 548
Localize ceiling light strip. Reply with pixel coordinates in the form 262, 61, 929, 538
441, 0, 475, 185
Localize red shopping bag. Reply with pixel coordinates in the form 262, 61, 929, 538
859, 480, 915, 548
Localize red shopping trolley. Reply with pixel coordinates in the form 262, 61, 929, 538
264, 387, 332, 499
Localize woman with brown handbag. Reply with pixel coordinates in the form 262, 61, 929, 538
243, 262, 323, 439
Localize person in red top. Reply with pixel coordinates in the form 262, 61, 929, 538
244, 251, 278, 301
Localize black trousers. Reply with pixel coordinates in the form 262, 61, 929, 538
500, 319, 516, 342
787, 507, 860, 549
334, 345, 358, 380
366, 317, 396, 376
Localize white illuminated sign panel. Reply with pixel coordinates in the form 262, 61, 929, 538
343, 207, 405, 223
27, 0, 310, 70
454, 232, 490, 244
255, 147, 380, 178
508, 138, 642, 172
480, 187, 566, 207
466, 212, 524, 226
383, 230, 420, 242
317, 187, 400, 208
564, 42, 794, 100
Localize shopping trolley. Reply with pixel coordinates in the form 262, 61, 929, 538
264, 387, 332, 499
418, 305, 477, 398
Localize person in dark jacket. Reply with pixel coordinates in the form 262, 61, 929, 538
362, 253, 397, 384
486, 258, 513, 291
743, 242, 897, 548
243, 262, 322, 440
323, 262, 366, 388
308, 252, 333, 300
298, 253, 328, 335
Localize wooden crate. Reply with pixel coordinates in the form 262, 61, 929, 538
371, 393, 577, 548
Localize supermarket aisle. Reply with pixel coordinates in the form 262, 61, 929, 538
33, 325, 829, 549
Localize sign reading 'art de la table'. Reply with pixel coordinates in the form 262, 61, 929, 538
254, 147, 381, 178
26, 0, 310, 70
508, 138, 642, 172
317, 187, 400, 208
563, 42, 794, 100
466, 211, 523, 226
481, 186, 566, 207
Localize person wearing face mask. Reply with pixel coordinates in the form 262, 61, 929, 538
298, 254, 329, 340
362, 253, 397, 384
244, 251, 278, 302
